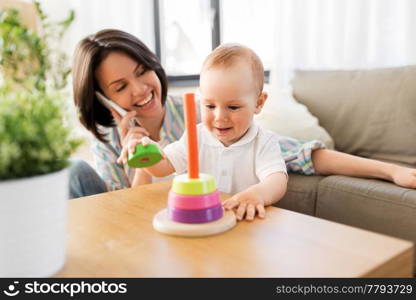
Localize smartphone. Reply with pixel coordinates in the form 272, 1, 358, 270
95, 91, 140, 127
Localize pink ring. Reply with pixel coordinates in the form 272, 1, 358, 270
168, 190, 221, 210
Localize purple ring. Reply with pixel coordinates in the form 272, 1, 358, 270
168, 190, 220, 210
168, 203, 223, 224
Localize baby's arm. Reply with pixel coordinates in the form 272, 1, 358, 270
223, 172, 288, 221
144, 157, 175, 178
139, 137, 175, 177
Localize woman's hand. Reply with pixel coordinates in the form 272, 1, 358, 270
111, 108, 149, 165
390, 165, 416, 189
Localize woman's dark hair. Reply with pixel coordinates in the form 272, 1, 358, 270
72, 29, 168, 142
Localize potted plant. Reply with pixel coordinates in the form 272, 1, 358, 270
0, 1, 81, 277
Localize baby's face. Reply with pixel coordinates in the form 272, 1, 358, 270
199, 62, 264, 146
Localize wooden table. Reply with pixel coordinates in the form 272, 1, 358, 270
56, 180, 413, 277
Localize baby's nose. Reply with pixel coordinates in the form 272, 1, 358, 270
214, 109, 229, 120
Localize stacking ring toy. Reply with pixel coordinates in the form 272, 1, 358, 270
152, 93, 236, 237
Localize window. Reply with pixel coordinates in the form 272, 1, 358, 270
221, 0, 275, 72
157, 0, 213, 76
154, 0, 275, 85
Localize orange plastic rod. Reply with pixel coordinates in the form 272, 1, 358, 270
183, 93, 199, 179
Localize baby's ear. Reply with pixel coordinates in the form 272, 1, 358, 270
255, 92, 268, 114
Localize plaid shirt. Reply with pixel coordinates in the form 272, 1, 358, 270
92, 95, 325, 191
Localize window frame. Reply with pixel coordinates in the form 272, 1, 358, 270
153, 0, 269, 87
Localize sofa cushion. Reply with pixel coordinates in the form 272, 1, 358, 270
291, 66, 416, 165
275, 173, 325, 216
255, 87, 334, 149
316, 175, 416, 273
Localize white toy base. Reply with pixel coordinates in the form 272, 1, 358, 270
153, 208, 236, 237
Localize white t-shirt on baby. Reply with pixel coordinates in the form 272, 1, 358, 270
163, 122, 287, 194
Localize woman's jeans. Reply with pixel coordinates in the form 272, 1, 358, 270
69, 159, 107, 199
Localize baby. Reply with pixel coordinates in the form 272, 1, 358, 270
140, 44, 288, 221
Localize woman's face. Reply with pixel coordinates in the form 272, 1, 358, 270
95, 51, 163, 120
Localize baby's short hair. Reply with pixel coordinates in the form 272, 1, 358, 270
201, 43, 264, 94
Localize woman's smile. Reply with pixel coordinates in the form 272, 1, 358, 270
133, 91, 156, 111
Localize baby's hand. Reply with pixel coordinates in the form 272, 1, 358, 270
223, 189, 266, 221
113, 110, 150, 165
117, 136, 162, 165
391, 165, 416, 189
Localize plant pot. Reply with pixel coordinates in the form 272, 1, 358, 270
0, 168, 68, 277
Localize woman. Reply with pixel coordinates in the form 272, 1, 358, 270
70, 29, 416, 198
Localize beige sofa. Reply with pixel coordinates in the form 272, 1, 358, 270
274, 65, 416, 272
